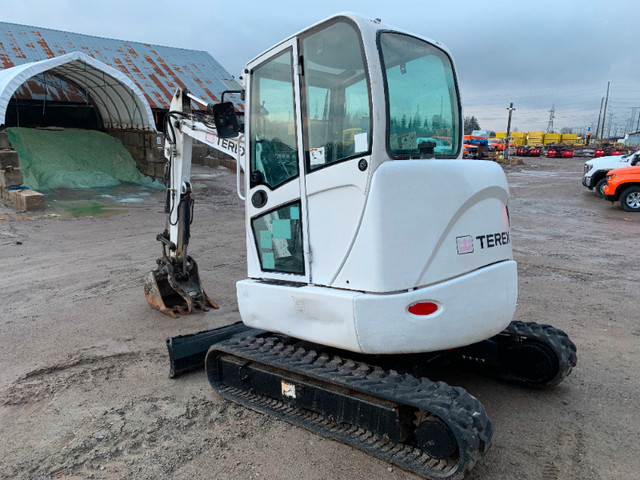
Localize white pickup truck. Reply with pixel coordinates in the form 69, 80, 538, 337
582, 151, 640, 196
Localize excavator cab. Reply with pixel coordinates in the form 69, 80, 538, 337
238, 14, 517, 353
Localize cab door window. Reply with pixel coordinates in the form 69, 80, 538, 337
301, 20, 371, 170
250, 50, 299, 189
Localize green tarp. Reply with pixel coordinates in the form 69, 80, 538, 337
6, 128, 154, 190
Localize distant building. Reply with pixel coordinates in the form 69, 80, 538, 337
0, 21, 243, 131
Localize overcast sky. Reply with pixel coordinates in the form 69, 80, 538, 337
5, 0, 640, 135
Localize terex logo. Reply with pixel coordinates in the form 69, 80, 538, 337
476, 231, 510, 249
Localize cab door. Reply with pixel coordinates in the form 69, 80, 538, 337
245, 40, 310, 283
298, 18, 372, 287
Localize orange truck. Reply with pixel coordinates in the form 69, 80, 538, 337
603, 164, 640, 212
489, 138, 505, 151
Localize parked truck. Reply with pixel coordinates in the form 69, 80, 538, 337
582, 150, 640, 197
603, 164, 640, 211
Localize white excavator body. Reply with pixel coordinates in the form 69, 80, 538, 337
236, 13, 516, 353
152, 15, 576, 480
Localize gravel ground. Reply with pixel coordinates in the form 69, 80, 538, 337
0, 157, 638, 480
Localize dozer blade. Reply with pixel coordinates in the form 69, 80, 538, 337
166, 322, 254, 377
144, 256, 218, 318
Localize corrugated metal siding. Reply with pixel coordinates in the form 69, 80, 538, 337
0, 22, 243, 111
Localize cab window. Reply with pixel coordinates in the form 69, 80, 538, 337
301, 20, 371, 170
250, 50, 299, 189
379, 32, 461, 158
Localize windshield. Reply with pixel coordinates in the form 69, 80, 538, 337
379, 32, 460, 158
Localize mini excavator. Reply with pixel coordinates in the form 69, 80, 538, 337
144, 13, 577, 479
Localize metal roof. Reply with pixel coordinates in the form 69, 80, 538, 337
0, 21, 243, 112
0, 52, 155, 130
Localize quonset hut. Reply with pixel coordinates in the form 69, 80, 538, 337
0, 21, 243, 178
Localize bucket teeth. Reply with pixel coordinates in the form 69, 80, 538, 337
202, 291, 219, 309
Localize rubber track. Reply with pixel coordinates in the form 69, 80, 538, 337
502, 321, 577, 388
207, 333, 492, 480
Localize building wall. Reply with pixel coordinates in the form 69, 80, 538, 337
628, 132, 640, 148
107, 130, 236, 180
107, 130, 166, 180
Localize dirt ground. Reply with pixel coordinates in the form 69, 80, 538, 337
0, 156, 638, 480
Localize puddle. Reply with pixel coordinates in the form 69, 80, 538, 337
0, 212, 34, 222
509, 170, 561, 177
41, 183, 163, 220
47, 200, 127, 220
192, 173, 223, 180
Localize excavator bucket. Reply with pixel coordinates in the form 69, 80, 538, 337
144, 256, 218, 318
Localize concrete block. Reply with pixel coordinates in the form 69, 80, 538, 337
5, 188, 45, 211
0, 167, 23, 187
126, 146, 140, 159
154, 163, 166, 179
107, 131, 122, 142
192, 144, 209, 158
137, 162, 154, 178
0, 132, 11, 149
221, 159, 236, 170
144, 133, 162, 148
198, 157, 219, 168
122, 132, 134, 146
145, 148, 166, 165
0, 150, 19, 168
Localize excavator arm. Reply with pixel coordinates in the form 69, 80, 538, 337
144, 87, 243, 317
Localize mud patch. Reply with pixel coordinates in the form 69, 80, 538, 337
1, 352, 145, 406
2, 391, 260, 480
0, 348, 265, 480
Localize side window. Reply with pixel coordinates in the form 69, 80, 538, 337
252, 202, 304, 274
250, 50, 299, 189
302, 21, 371, 170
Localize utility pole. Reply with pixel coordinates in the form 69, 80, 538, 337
505, 102, 515, 161
595, 97, 604, 141
600, 81, 610, 139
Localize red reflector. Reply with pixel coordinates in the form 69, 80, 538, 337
408, 302, 439, 316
